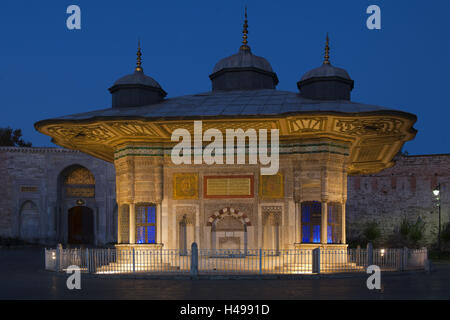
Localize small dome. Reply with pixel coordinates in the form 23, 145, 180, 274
209, 47, 278, 91
113, 70, 163, 89
297, 34, 354, 101
108, 44, 167, 108
212, 48, 274, 74
300, 63, 351, 82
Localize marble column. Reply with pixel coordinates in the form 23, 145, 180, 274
195, 206, 200, 249
341, 202, 346, 244
129, 203, 136, 244
257, 205, 263, 248
321, 201, 328, 244
157, 203, 162, 244
296, 203, 302, 243
117, 204, 122, 244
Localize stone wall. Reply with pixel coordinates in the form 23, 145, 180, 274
0, 147, 116, 245
113, 139, 349, 250
347, 154, 450, 246
2, 146, 448, 248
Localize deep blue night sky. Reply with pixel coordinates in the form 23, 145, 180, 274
0, 0, 449, 154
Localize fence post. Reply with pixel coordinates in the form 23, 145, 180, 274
86, 248, 90, 273
356, 245, 361, 266
56, 243, 62, 272
259, 249, 262, 275
132, 248, 136, 273
190, 242, 198, 278
367, 242, 373, 266
423, 247, 428, 270
312, 248, 321, 274
402, 247, 408, 271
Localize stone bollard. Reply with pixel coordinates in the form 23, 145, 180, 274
403, 247, 409, 271
367, 242, 373, 266
356, 245, 361, 266
312, 248, 321, 274
425, 259, 432, 274
190, 242, 198, 278
86, 248, 90, 273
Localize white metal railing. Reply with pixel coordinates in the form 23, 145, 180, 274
44, 246, 428, 275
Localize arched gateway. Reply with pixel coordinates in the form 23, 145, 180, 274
68, 206, 94, 244
58, 165, 97, 245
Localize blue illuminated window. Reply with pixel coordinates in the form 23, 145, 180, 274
302, 226, 310, 243
301, 202, 321, 243
327, 226, 332, 243
136, 205, 157, 244
327, 203, 341, 244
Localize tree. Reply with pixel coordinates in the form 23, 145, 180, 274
363, 221, 381, 243
394, 216, 425, 248
0, 127, 32, 147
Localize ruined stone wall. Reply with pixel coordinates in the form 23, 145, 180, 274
347, 154, 450, 246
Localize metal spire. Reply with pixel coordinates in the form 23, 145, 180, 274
135, 39, 143, 72
240, 7, 250, 51
324, 33, 330, 65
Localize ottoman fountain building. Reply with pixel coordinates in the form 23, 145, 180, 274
35, 15, 417, 252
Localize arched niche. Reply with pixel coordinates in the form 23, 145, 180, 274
209, 207, 249, 253
19, 200, 40, 242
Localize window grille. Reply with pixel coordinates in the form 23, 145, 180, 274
301, 201, 322, 243
136, 205, 157, 244
327, 203, 342, 244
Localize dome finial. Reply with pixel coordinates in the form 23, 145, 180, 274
135, 39, 143, 72
324, 33, 330, 65
240, 6, 250, 51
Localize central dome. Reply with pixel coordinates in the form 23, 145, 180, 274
300, 63, 351, 82
113, 70, 164, 89
209, 9, 278, 91
212, 47, 274, 74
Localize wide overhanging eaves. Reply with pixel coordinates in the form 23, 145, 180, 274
35, 109, 417, 175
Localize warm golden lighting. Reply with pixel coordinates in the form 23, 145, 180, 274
433, 187, 440, 197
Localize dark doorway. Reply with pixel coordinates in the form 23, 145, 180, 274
68, 206, 94, 244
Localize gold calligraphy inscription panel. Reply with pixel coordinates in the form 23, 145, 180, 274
204, 175, 254, 198
66, 187, 95, 198
173, 173, 199, 200
20, 186, 38, 193
259, 173, 284, 199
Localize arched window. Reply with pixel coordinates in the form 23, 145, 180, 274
327, 203, 342, 244
301, 201, 321, 243
136, 204, 156, 244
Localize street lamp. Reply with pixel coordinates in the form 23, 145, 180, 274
433, 184, 441, 254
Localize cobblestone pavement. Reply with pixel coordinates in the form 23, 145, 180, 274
1, 248, 449, 300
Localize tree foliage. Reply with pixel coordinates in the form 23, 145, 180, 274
442, 222, 450, 244
0, 127, 32, 147
363, 221, 381, 243
396, 217, 426, 248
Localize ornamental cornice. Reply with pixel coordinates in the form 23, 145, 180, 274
35, 113, 417, 175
